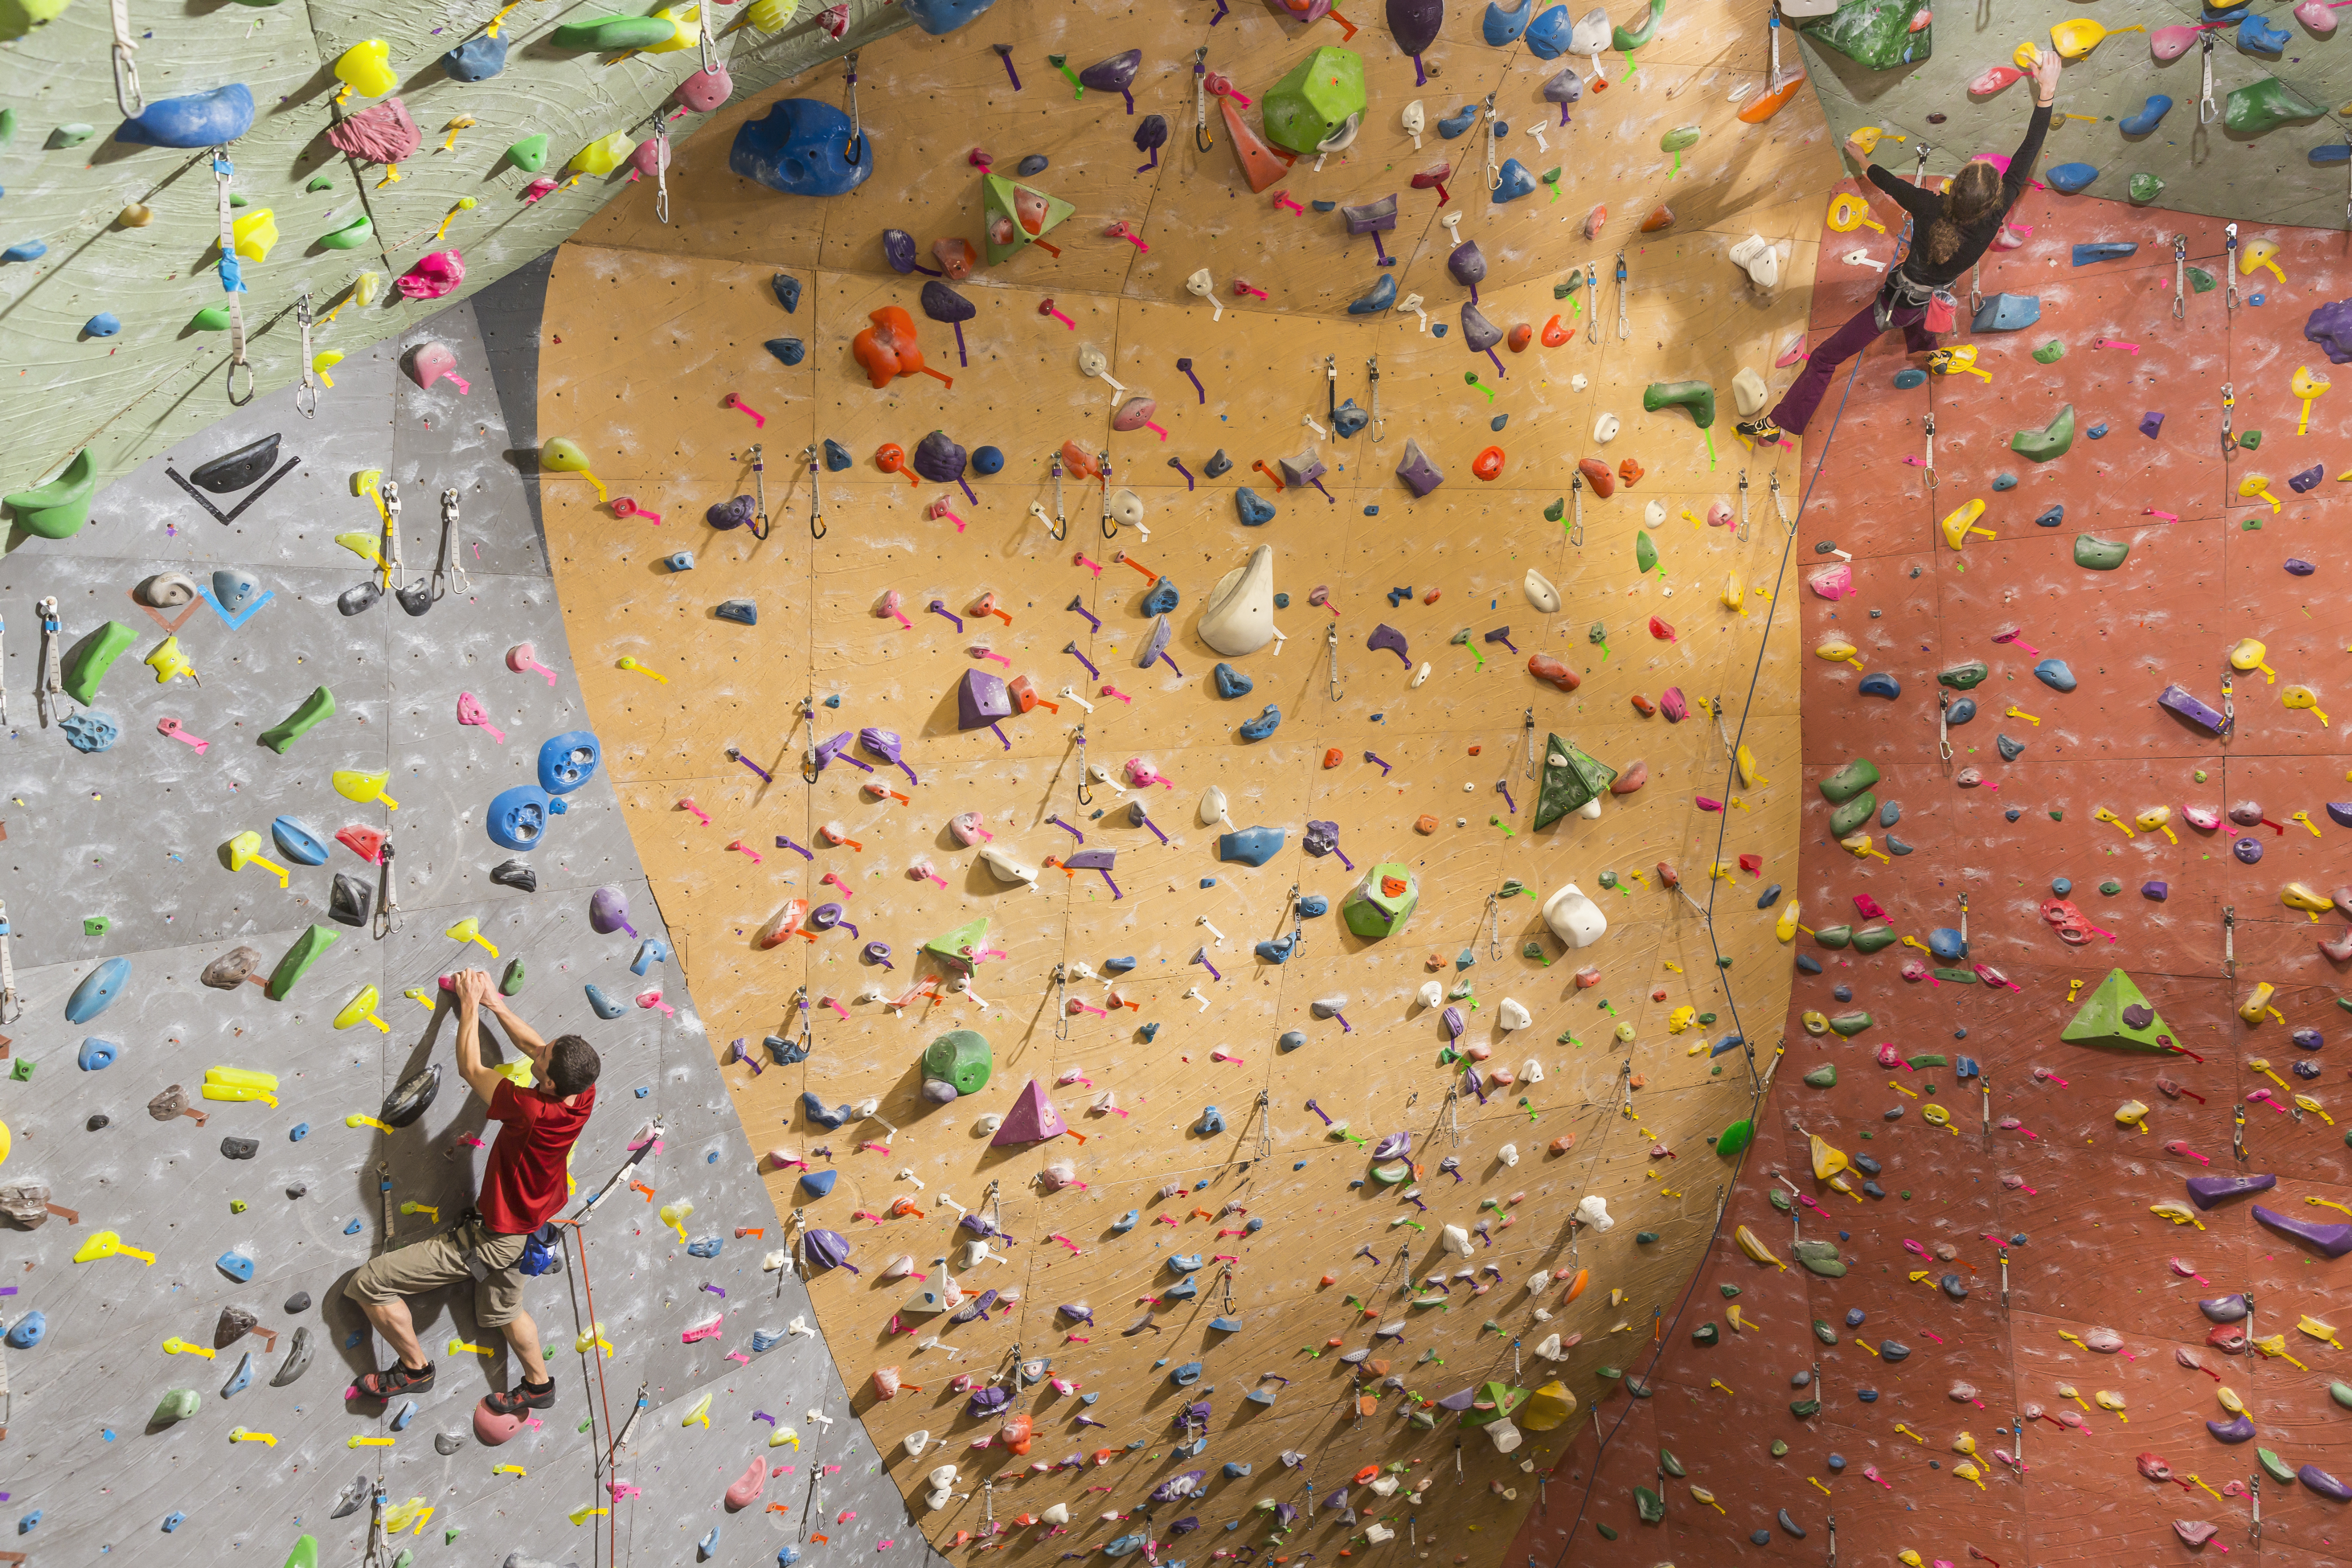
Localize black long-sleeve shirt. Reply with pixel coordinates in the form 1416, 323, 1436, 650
1866, 103, 2052, 290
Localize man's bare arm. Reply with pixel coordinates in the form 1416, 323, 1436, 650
484, 995, 551, 1071
453, 971, 505, 1105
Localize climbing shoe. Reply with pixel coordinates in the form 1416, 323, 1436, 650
356, 1361, 435, 1399
1736, 415, 1784, 446
483, 1378, 557, 1415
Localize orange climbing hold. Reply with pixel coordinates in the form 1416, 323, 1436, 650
1640, 205, 1675, 232
1578, 457, 1616, 497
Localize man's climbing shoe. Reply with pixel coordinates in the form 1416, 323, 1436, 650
1736, 415, 1784, 445
356, 1361, 435, 1398
483, 1378, 557, 1416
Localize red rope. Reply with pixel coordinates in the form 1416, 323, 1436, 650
560, 1219, 621, 1568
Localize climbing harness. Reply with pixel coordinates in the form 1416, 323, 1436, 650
1614, 249, 1630, 339
434, 489, 470, 601
1193, 46, 1214, 153
212, 149, 254, 405
2199, 33, 2219, 126
1325, 621, 1343, 701
1921, 411, 1936, 491
294, 289, 318, 419
803, 444, 825, 539
2225, 221, 2240, 310
373, 837, 399, 939
2173, 233, 2188, 320
35, 598, 62, 730
109, 0, 142, 115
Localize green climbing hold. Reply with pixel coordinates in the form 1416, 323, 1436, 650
1851, 925, 1899, 954
1814, 924, 1852, 950
154, 1388, 202, 1424
1596, 1365, 1623, 1380
62, 620, 136, 704
2033, 339, 2065, 363
1635, 530, 1658, 574
1793, 1239, 1847, 1277
1827, 793, 1877, 838
1633, 1487, 1665, 1524
260, 685, 337, 754
285, 1535, 321, 1568
2225, 76, 2324, 135
1813, 1319, 1839, 1345
1690, 1323, 1718, 1345
2074, 534, 2129, 570
2259, 1448, 2297, 1485
1770, 1439, 1790, 1457
1821, 758, 1880, 803
1716, 1118, 1753, 1157
317, 215, 374, 250
0, 108, 13, 147
2010, 403, 2075, 461
2189, 266, 2216, 293
1907, 1053, 1948, 1069
1719, 1283, 1742, 1298
190, 306, 234, 331
1939, 660, 1990, 690
305, 174, 334, 192
1768, 1187, 1793, 1212
2239, 430, 2263, 451
1800, 0, 1932, 70
550, 14, 680, 47
1635, 1230, 1660, 1244
1543, 497, 1565, 522
1660, 1449, 1686, 1477
1827, 1011, 1873, 1037
1261, 46, 1366, 156
508, 133, 552, 173
266, 924, 340, 1001
1790, 1398, 1821, 1418
2129, 172, 2164, 204
922, 1028, 993, 1097
4, 447, 98, 540
500, 958, 526, 996
922, 915, 989, 973
1533, 733, 1617, 828
2062, 969, 2177, 1051
1641, 379, 1715, 429
1595, 1524, 1618, 1541
1613, 0, 1666, 49
1802, 1064, 1837, 1088
2332, 1381, 2352, 1409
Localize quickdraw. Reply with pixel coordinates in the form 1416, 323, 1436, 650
213, 149, 254, 406
36, 597, 62, 730
803, 444, 825, 539
434, 489, 471, 600
295, 288, 318, 419
2173, 233, 2188, 321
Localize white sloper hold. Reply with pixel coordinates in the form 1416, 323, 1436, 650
1520, 1057, 1546, 1084
1575, 1194, 1614, 1231
1198, 785, 1229, 828
1733, 366, 1770, 418
1498, 1143, 1520, 1166
904, 1429, 932, 1457
1200, 544, 1277, 656
1543, 883, 1609, 948
1418, 979, 1444, 1009
1366, 1524, 1396, 1544
1042, 1504, 1071, 1525
1526, 1269, 1552, 1294
1644, 498, 1666, 528
1593, 412, 1619, 443
1570, 6, 1611, 53
1534, 1331, 1564, 1360
973, 1114, 1003, 1135
979, 844, 1038, 885
1498, 996, 1531, 1031
763, 1250, 789, 1271
883, 1254, 916, 1280
1729, 233, 1781, 289
1523, 569, 1561, 613
1441, 1223, 1473, 1255
1368, 1475, 1401, 1497
1486, 1417, 1524, 1454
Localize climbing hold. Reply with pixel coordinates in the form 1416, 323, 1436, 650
2045, 162, 2099, 193
2121, 96, 2173, 135
2227, 77, 2324, 134
729, 99, 873, 196
116, 84, 256, 148
1971, 292, 2041, 332
2011, 404, 2075, 461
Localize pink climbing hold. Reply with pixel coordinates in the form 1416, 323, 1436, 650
522, 177, 559, 203
626, 136, 672, 183
409, 341, 471, 394
725, 1452, 769, 1510
327, 97, 422, 166
991, 1078, 1070, 1146
396, 249, 465, 300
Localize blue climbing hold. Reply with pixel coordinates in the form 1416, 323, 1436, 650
1255, 934, 1296, 963
1990, 473, 2016, 492
1333, 398, 1370, 437
1, 240, 45, 263
1493, 158, 1536, 202
217, 1251, 255, 1284
901, 0, 996, 31
800, 1169, 837, 1198
1218, 826, 1285, 865
2034, 658, 2077, 692
2120, 95, 2172, 135
665, 552, 696, 572
1794, 953, 1823, 974
2036, 504, 2064, 526
538, 730, 601, 794
1298, 894, 1329, 917
77, 1037, 119, 1071
631, 938, 672, 976
1141, 579, 1180, 616
1524, 3, 1576, 57
1238, 704, 1282, 741
1112, 1210, 1139, 1233
802, 1093, 854, 1129
1236, 487, 1277, 526
220, 1351, 253, 1396
1483, 0, 1534, 45
2239, 10, 2291, 50
1213, 662, 1254, 699
687, 1235, 722, 1257
1437, 104, 1479, 139
66, 956, 131, 1023
1928, 926, 1966, 960
1894, 368, 1926, 389
1971, 292, 2042, 332
772, 273, 803, 312
5, 1311, 45, 1349
2072, 242, 2137, 266
272, 816, 330, 866
2315, 144, 2352, 165
1348, 274, 1397, 314
973, 445, 1004, 474
1755, 883, 1782, 908
116, 84, 255, 148
2045, 162, 2099, 194
729, 100, 873, 197
823, 438, 852, 470
1878, 801, 1900, 827
764, 337, 806, 366
443, 32, 509, 80
2086, 422, 2109, 438
1946, 697, 1976, 724
1197, 1105, 1226, 1135
85, 313, 120, 338
1858, 672, 1902, 699
586, 983, 625, 1019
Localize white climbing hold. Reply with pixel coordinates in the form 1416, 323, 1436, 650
1366, 1524, 1396, 1544
1535, 1332, 1566, 1360
1198, 785, 1230, 829
1570, 373, 1589, 392
1486, 1418, 1523, 1454
1523, 570, 1561, 614
979, 844, 1038, 885
1441, 1223, 1473, 1255
973, 1114, 1003, 1135
1575, 1194, 1614, 1232
905, 1430, 932, 1457
1520, 1057, 1546, 1083
1411, 660, 1430, 688
1498, 1143, 1520, 1166
1200, 545, 1277, 656
1043, 1503, 1071, 1525
1542, 883, 1609, 949
1643, 499, 1666, 528
1729, 232, 1781, 289
762, 1250, 789, 1271
1498, 997, 1531, 1031
1733, 366, 1769, 417
1417, 979, 1443, 1009
1593, 412, 1620, 443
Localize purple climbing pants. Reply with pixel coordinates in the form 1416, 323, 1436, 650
1771, 299, 1936, 436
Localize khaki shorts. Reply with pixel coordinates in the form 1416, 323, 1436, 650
345, 1219, 530, 1329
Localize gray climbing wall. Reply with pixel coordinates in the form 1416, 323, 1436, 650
0, 261, 944, 1568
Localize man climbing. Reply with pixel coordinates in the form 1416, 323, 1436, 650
345, 968, 599, 1414
1738, 48, 2062, 447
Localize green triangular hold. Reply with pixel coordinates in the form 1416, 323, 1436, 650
1460, 1380, 1527, 1426
1532, 733, 1617, 829
980, 174, 1076, 267
1800, 0, 1932, 70
2061, 968, 2176, 1051
285, 1534, 322, 1568
922, 916, 989, 974
508, 133, 551, 173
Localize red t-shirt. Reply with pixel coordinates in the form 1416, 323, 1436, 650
478, 1079, 594, 1234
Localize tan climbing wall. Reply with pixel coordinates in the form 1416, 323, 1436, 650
537, 2, 1834, 1559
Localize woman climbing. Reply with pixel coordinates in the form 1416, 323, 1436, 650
1737, 49, 2060, 447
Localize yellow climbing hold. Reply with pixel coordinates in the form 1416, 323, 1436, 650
1734, 1224, 1788, 1271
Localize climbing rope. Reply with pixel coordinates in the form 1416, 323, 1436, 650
108, 0, 142, 115
212, 149, 254, 405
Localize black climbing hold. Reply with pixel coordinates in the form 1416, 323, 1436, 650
87, 1113, 110, 1130
395, 578, 434, 617
220, 1136, 259, 1159
1017, 153, 1048, 175
284, 1291, 312, 1314
328, 871, 373, 928
383, 1063, 442, 1129
1794, 954, 1822, 974
716, 598, 758, 625
189, 433, 283, 492
338, 581, 383, 616
1751, 1531, 1772, 1546
491, 859, 537, 893
1779, 1511, 1806, 1539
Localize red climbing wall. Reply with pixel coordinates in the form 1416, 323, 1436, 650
1505, 181, 2352, 1565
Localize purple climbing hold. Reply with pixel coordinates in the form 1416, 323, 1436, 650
1395, 438, 1444, 497
1386, 0, 1444, 83
2208, 1413, 2257, 1444
2234, 836, 2264, 865
2138, 411, 2165, 438
1459, 302, 1503, 353
2199, 1294, 2251, 1322
2187, 1172, 2276, 1209
956, 668, 1012, 729
2142, 881, 2169, 901
2308, 297, 2352, 364
2253, 1201, 2352, 1257
1447, 242, 1487, 287
2300, 1465, 2352, 1502
2291, 463, 2325, 492
2157, 683, 2229, 735
1078, 49, 1144, 114
1367, 623, 1410, 662
2288, 557, 2318, 576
